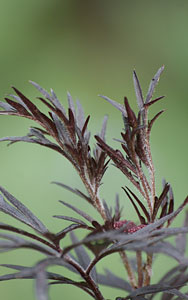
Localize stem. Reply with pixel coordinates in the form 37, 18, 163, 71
0, 224, 60, 252
146, 135, 156, 210
143, 253, 153, 286
136, 162, 152, 215
65, 255, 105, 300
136, 251, 143, 288
130, 136, 152, 216
144, 107, 156, 211
79, 171, 107, 221
119, 251, 137, 289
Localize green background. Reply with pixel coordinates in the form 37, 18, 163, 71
0, 1, 187, 299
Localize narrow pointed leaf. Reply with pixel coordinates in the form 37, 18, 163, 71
99, 95, 127, 116
52, 181, 92, 204
124, 283, 186, 299
133, 70, 144, 110
99, 115, 108, 141
145, 65, 165, 103
0, 186, 48, 234
67, 92, 76, 117
76, 99, 85, 129
122, 187, 146, 224
53, 215, 88, 226
70, 233, 98, 283
29, 81, 51, 100
175, 211, 188, 255
97, 269, 132, 292
35, 267, 48, 300
0, 101, 16, 111
59, 200, 94, 223
152, 183, 170, 221
125, 186, 150, 222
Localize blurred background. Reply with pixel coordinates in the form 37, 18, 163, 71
0, 0, 188, 299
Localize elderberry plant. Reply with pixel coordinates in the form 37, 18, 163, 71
0, 67, 188, 300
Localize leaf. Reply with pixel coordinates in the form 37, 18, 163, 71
5, 98, 31, 116
8, 94, 29, 110
152, 183, 170, 221
122, 188, 146, 224
0, 267, 35, 281
97, 268, 132, 292
114, 193, 121, 221
144, 241, 188, 263
163, 289, 188, 299
70, 232, 91, 269
51, 112, 71, 145
124, 187, 150, 222
133, 70, 144, 110
0, 186, 48, 234
145, 65, 165, 103
67, 92, 76, 117
175, 211, 188, 255
102, 199, 112, 221
167, 196, 188, 227
59, 200, 94, 223
53, 215, 87, 226
35, 265, 49, 300
0, 263, 79, 277
124, 97, 137, 128
0, 194, 31, 226
55, 224, 84, 241
0, 233, 57, 256
99, 95, 127, 116
70, 232, 97, 281
50, 88, 66, 115
148, 110, 165, 135
76, 99, 85, 129
29, 81, 51, 100
52, 181, 92, 204
0, 101, 16, 111
144, 96, 165, 107
124, 283, 186, 299
99, 115, 108, 141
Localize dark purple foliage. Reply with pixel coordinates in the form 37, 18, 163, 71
0, 67, 187, 300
